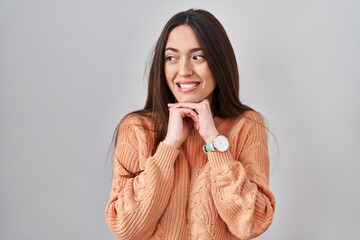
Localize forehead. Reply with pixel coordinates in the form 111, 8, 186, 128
165, 25, 201, 49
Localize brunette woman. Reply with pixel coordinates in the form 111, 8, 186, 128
105, 9, 275, 240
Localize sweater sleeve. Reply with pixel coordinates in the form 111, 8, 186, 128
105, 116, 180, 240
207, 111, 275, 239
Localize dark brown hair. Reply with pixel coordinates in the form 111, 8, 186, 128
112, 9, 254, 175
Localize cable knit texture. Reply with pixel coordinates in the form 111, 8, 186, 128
105, 110, 275, 240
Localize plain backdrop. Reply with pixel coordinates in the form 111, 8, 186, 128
1, 0, 359, 239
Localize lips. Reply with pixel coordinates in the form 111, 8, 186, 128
176, 81, 200, 93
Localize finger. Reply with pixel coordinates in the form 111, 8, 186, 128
168, 102, 201, 114
180, 109, 199, 128
193, 119, 199, 130
184, 115, 199, 130
182, 109, 199, 122
168, 99, 210, 108
170, 107, 198, 121
169, 102, 198, 108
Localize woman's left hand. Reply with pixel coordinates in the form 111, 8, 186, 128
167, 99, 219, 143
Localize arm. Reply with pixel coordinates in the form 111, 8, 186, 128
208, 112, 275, 239
166, 101, 275, 238
105, 117, 179, 240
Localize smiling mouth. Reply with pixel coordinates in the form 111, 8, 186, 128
177, 82, 200, 89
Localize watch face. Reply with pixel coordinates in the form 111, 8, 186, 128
214, 135, 229, 152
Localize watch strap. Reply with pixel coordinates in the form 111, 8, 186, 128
203, 142, 215, 153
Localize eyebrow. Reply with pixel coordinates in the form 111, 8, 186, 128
164, 47, 203, 52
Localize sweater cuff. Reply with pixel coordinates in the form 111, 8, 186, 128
153, 142, 180, 169
207, 150, 238, 171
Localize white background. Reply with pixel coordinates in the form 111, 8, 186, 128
1, 0, 359, 239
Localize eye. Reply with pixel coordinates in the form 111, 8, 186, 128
165, 55, 177, 62
193, 54, 205, 61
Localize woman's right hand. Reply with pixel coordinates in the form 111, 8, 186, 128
163, 105, 198, 149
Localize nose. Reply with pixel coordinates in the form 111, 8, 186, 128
178, 58, 193, 77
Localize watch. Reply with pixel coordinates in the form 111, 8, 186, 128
203, 135, 229, 153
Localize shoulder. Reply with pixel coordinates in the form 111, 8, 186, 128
222, 110, 267, 142
241, 110, 266, 126
115, 112, 154, 151
115, 112, 154, 143
240, 110, 268, 145
118, 112, 153, 130
222, 110, 265, 129
223, 110, 269, 153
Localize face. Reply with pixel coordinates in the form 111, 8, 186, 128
164, 25, 216, 103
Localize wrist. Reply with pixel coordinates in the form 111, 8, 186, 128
204, 131, 219, 144
163, 138, 182, 149
203, 134, 229, 153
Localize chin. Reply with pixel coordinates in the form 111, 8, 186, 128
177, 98, 203, 103
175, 94, 211, 103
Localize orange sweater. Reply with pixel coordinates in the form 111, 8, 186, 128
105, 110, 275, 240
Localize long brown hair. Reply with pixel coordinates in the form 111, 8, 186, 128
111, 9, 254, 175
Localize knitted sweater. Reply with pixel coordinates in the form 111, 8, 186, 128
105, 110, 275, 240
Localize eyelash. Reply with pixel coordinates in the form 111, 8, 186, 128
165, 54, 206, 62
165, 56, 176, 61
193, 55, 205, 61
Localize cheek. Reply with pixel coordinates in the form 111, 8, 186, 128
164, 74, 173, 92
200, 64, 214, 81
204, 71, 216, 89
164, 63, 170, 77
164, 65, 170, 83
165, 65, 176, 85
164, 73, 171, 88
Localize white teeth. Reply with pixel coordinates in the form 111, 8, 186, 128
179, 83, 198, 89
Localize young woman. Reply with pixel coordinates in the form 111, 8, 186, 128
105, 9, 275, 240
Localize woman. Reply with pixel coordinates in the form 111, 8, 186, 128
105, 9, 275, 240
